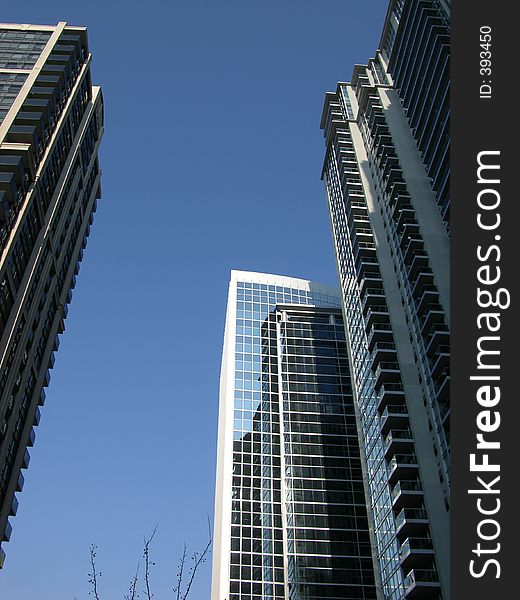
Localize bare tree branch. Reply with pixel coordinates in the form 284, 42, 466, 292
83, 518, 211, 600
88, 544, 102, 600
180, 517, 212, 600
123, 562, 140, 600
143, 525, 158, 600
173, 543, 187, 600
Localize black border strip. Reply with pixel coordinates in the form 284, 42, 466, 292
452, 1, 516, 597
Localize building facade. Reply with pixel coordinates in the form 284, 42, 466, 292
0, 22, 103, 566
379, 0, 450, 231
212, 271, 378, 600
320, 1, 450, 599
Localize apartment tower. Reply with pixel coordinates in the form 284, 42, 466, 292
0, 22, 103, 566
320, 1, 450, 598
212, 271, 378, 600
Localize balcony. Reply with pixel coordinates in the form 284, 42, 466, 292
22, 96, 53, 123
388, 181, 408, 207
5, 124, 39, 151
374, 133, 392, 156
384, 429, 414, 458
420, 308, 445, 335
359, 273, 383, 295
382, 154, 399, 179
399, 537, 435, 570
415, 287, 438, 315
0, 155, 25, 187
10, 496, 18, 517
14, 110, 46, 139
365, 306, 390, 329
392, 194, 412, 219
399, 222, 421, 244
395, 508, 429, 540
387, 454, 419, 485
377, 143, 395, 165
403, 569, 441, 598
27, 428, 36, 447
2, 521, 12, 542
0, 172, 18, 205
385, 163, 403, 189
430, 351, 450, 380
370, 342, 396, 369
435, 369, 450, 402
372, 121, 390, 141
367, 322, 393, 350
349, 216, 371, 235
354, 244, 377, 267
355, 256, 380, 278
439, 401, 450, 426
349, 200, 369, 217
381, 405, 409, 435
16, 472, 25, 492
411, 271, 435, 299
374, 361, 401, 389
425, 325, 449, 357
377, 384, 406, 413
391, 480, 423, 510
396, 207, 416, 231
403, 237, 424, 265
362, 289, 387, 314
0, 191, 10, 222
407, 254, 429, 280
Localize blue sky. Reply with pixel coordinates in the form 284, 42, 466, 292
1, 1, 387, 598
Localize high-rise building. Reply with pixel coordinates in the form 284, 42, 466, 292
0, 22, 103, 566
320, 1, 450, 599
379, 0, 450, 231
212, 271, 378, 600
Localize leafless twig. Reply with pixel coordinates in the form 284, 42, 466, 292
181, 517, 212, 600
83, 518, 211, 600
88, 544, 102, 600
123, 562, 140, 600
143, 525, 158, 600
173, 543, 187, 600
173, 516, 212, 600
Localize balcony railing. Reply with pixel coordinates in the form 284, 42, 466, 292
404, 568, 441, 597
367, 322, 394, 349
399, 537, 434, 569
386, 429, 413, 445
377, 383, 405, 412
395, 507, 429, 539
400, 537, 433, 550
374, 361, 401, 389
396, 508, 428, 531
392, 476, 424, 510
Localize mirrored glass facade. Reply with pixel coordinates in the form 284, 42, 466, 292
212, 271, 377, 600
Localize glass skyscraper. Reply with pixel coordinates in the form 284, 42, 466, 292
320, 1, 450, 599
212, 271, 377, 600
0, 22, 103, 566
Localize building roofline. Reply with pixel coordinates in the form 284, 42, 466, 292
229, 269, 339, 297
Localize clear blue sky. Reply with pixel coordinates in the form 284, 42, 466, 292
1, 1, 387, 598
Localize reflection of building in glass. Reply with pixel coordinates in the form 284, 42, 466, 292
320, 1, 450, 599
212, 271, 377, 600
0, 22, 103, 566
